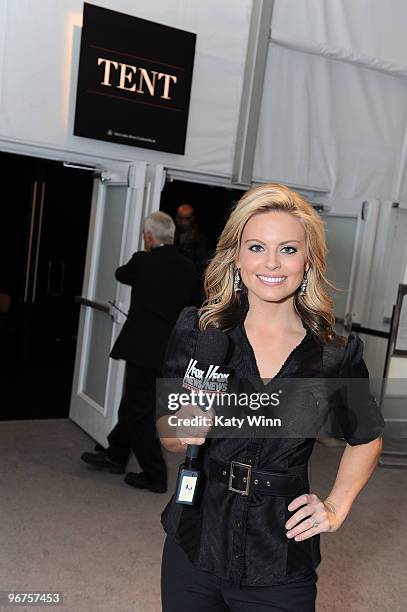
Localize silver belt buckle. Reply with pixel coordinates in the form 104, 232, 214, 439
228, 461, 252, 496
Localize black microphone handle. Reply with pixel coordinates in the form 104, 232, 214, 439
186, 444, 200, 461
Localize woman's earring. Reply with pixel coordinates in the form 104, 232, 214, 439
234, 269, 242, 293
299, 271, 308, 296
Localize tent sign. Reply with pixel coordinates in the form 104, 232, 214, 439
74, 3, 196, 155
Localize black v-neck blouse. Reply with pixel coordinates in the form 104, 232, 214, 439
240, 316, 311, 384
159, 305, 384, 587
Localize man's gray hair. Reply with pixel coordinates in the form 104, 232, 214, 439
144, 211, 175, 244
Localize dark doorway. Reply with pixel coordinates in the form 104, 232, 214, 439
0, 152, 93, 420
159, 179, 244, 260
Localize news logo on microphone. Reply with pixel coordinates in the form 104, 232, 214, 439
182, 358, 233, 394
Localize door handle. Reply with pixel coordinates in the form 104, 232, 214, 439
75, 296, 112, 316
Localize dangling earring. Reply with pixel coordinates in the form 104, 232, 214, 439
299, 271, 308, 296
234, 269, 242, 292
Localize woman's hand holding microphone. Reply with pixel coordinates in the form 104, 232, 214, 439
175, 403, 215, 447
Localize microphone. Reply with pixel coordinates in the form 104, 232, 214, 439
184, 328, 230, 456
175, 328, 231, 505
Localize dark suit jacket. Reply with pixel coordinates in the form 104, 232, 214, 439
110, 244, 199, 371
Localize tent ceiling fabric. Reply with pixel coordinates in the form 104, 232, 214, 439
253, 0, 407, 200
271, 0, 407, 68
271, 32, 407, 79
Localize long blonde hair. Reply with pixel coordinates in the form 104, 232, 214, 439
199, 183, 345, 345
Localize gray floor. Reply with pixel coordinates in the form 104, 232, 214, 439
0, 420, 406, 612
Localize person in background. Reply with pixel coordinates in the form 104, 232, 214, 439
175, 204, 209, 281
81, 211, 199, 493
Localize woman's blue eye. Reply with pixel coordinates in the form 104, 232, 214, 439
248, 245, 297, 254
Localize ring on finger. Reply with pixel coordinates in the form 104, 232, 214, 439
311, 516, 319, 529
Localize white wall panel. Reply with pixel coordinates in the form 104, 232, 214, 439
272, 0, 407, 68
254, 42, 407, 199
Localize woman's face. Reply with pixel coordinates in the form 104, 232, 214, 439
236, 211, 309, 305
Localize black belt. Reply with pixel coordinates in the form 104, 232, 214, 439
209, 458, 308, 497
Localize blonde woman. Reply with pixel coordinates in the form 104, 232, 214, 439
158, 184, 384, 612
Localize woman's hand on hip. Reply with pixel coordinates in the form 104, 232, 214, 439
285, 493, 341, 541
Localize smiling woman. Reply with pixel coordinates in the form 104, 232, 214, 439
159, 182, 384, 612
237, 210, 311, 379
199, 183, 341, 346
237, 212, 307, 297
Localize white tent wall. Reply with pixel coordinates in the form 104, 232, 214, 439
270, 0, 407, 67
254, 8, 407, 199
0, 0, 252, 175
252, 0, 407, 385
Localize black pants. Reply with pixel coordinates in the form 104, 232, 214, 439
161, 536, 317, 612
107, 363, 167, 484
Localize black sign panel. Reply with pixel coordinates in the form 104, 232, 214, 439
74, 3, 196, 154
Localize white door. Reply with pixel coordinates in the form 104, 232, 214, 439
319, 200, 380, 333
69, 162, 149, 444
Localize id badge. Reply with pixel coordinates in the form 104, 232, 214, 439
175, 464, 200, 505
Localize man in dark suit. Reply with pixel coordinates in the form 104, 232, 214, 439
81, 211, 199, 493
